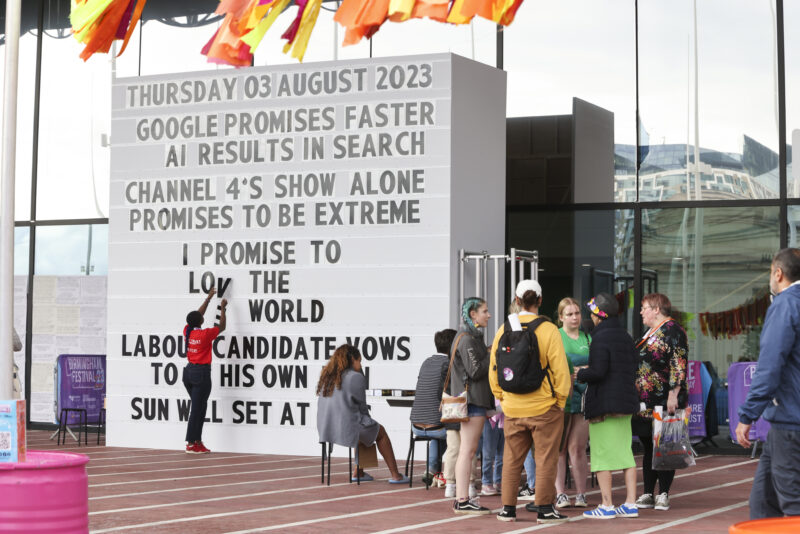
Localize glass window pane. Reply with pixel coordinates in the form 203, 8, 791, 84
35, 225, 91, 275
507, 208, 635, 333
88, 224, 108, 275
642, 206, 779, 378
36, 32, 110, 219
787, 0, 800, 197
638, 0, 779, 201
505, 1, 635, 203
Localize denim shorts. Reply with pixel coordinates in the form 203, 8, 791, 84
468, 404, 487, 417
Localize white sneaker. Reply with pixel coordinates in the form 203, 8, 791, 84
555, 493, 570, 508
444, 484, 455, 498
469, 484, 478, 499
635, 493, 654, 509
574, 494, 588, 507
654, 492, 670, 511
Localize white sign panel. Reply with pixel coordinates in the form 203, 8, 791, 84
108, 54, 505, 455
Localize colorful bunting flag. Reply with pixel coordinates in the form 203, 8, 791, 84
71, 0, 528, 65
70, 0, 147, 61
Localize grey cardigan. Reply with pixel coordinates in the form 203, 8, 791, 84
317, 368, 379, 448
449, 327, 494, 409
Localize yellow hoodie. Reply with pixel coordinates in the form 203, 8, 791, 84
489, 314, 571, 418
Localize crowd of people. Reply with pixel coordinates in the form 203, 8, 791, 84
312, 279, 691, 524
180, 249, 800, 523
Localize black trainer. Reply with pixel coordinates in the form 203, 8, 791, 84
537, 504, 568, 524
497, 505, 517, 522
524, 502, 539, 513
453, 499, 490, 515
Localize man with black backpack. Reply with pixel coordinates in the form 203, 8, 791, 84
489, 280, 571, 524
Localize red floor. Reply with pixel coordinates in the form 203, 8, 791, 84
26, 430, 755, 533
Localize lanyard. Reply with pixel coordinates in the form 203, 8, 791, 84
636, 318, 671, 349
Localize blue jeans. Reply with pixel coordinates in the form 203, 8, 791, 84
411, 425, 447, 472
182, 363, 212, 443
482, 420, 504, 485
750, 426, 800, 518
468, 404, 487, 417
524, 448, 536, 489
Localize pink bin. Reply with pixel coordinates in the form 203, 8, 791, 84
0, 450, 89, 533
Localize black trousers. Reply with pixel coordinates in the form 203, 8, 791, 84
183, 363, 212, 443
638, 432, 675, 495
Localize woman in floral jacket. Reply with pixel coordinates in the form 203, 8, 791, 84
632, 293, 688, 513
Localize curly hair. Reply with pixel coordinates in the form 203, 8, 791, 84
316, 344, 361, 397
461, 297, 487, 336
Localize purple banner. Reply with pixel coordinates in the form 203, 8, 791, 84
57, 354, 106, 425
727, 362, 770, 442
687, 361, 706, 438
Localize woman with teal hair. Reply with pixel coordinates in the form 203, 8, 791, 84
449, 297, 495, 514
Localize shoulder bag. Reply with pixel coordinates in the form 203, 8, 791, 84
440, 332, 469, 423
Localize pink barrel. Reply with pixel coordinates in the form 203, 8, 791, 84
0, 450, 89, 533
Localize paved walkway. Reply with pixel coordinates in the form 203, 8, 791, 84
27, 430, 754, 533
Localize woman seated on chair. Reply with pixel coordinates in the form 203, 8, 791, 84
316, 344, 409, 483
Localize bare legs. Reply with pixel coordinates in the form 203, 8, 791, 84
595, 467, 638, 507
353, 424, 402, 480
556, 414, 590, 495
456, 415, 486, 500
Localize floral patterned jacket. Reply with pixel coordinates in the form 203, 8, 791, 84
635, 319, 688, 419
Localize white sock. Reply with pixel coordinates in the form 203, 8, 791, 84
600, 504, 615, 510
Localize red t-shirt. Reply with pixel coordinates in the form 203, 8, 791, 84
185, 326, 220, 365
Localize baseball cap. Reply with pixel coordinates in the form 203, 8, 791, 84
515, 279, 542, 299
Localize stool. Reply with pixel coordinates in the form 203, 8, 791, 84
404, 425, 444, 489
94, 408, 106, 445
320, 442, 359, 485
58, 408, 87, 446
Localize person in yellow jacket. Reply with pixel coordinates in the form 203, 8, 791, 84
491, 280, 571, 524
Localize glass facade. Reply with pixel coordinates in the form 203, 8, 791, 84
642, 207, 779, 371
3, 1, 798, 422
636, 0, 779, 202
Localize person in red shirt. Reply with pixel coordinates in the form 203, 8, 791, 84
183, 287, 227, 453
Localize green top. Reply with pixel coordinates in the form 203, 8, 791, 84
559, 328, 591, 413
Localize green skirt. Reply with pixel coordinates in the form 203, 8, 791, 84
589, 415, 635, 472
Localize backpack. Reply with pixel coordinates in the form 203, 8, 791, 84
495, 317, 555, 396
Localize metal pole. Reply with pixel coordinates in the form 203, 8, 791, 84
474, 258, 481, 298
0, 0, 22, 400
458, 249, 465, 316
482, 254, 488, 303
509, 248, 517, 301
493, 256, 500, 333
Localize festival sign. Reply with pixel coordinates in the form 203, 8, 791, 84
686, 360, 706, 438
107, 54, 506, 454
727, 361, 770, 443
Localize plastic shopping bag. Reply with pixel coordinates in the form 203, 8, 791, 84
652, 407, 696, 470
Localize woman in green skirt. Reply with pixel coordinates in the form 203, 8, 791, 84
575, 293, 640, 519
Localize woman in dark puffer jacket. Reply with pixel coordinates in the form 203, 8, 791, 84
576, 292, 640, 519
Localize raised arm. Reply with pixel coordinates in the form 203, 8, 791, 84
218, 299, 228, 333
198, 287, 216, 316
